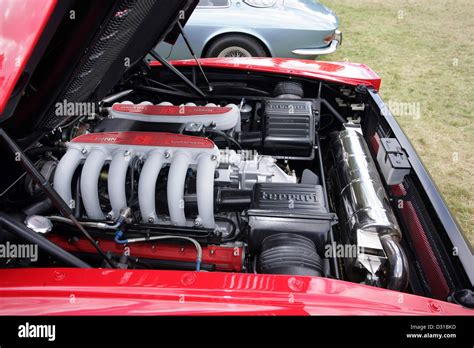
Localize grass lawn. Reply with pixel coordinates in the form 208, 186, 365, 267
319, 0, 473, 246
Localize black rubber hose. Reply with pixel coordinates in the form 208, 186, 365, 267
258, 233, 323, 276
0, 212, 91, 268
205, 129, 242, 150
25, 146, 65, 159
215, 188, 252, 212
273, 81, 304, 98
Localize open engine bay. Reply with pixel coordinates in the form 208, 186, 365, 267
0, 65, 426, 294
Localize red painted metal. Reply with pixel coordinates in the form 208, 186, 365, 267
0, 0, 57, 114
112, 104, 232, 116
71, 131, 215, 148
0, 268, 471, 315
150, 57, 382, 91
47, 235, 243, 272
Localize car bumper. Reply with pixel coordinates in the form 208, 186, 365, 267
292, 30, 342, 56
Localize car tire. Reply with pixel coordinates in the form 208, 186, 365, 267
204, 35, 268, 58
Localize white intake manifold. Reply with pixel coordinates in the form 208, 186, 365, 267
53, 132, 220, 228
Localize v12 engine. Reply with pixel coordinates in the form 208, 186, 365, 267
16, 82, 409, 291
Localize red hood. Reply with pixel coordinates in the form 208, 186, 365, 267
0, 0, 57, 115
150, 58, 382, 91
0, 268, 471, 315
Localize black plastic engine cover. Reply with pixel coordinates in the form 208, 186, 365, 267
247, 183, 336, 254
262, 99, 317, 159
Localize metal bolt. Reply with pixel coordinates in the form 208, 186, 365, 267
81, 148, 88, 154
148, 217, 154, 223
106, 213, 113, 220
124, 150, 130, 157
164, 152, 171, 159
210, 249, 215, 255
211, 155, 217, 161
193, 219, 201, 226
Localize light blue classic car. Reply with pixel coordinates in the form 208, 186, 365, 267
156, 0, 341, 60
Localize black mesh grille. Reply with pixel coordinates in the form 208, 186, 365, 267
40, 0, 155, 129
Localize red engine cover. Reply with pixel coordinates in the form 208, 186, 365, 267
71, 131, 215, 149
112, 104, 232, 116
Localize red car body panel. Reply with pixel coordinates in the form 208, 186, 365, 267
0, 0, 470, 316
0, 268, 472, 315
150, 58, 382, 91
0, 0, 57, 114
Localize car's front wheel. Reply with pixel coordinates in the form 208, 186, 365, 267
204, 35, 268, 58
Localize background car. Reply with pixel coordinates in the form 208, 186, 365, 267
155, 0, 342, 60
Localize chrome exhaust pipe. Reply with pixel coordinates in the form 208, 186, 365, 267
331, 124, 409, 291
380, 235, 409, 290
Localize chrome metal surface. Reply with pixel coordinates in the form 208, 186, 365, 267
292, 39, 339, 56
217, 46, 252, 57
24, 215, 53, 234
331, 123, 408, 290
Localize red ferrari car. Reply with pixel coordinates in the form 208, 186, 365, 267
0, 0, 472, 317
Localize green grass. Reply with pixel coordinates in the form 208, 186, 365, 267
319, 0, 473, 246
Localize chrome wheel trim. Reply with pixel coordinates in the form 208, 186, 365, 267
217, 46, 252, 58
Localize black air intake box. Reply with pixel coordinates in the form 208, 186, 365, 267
247, 183, 336, 254
261, 99, 317, 159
